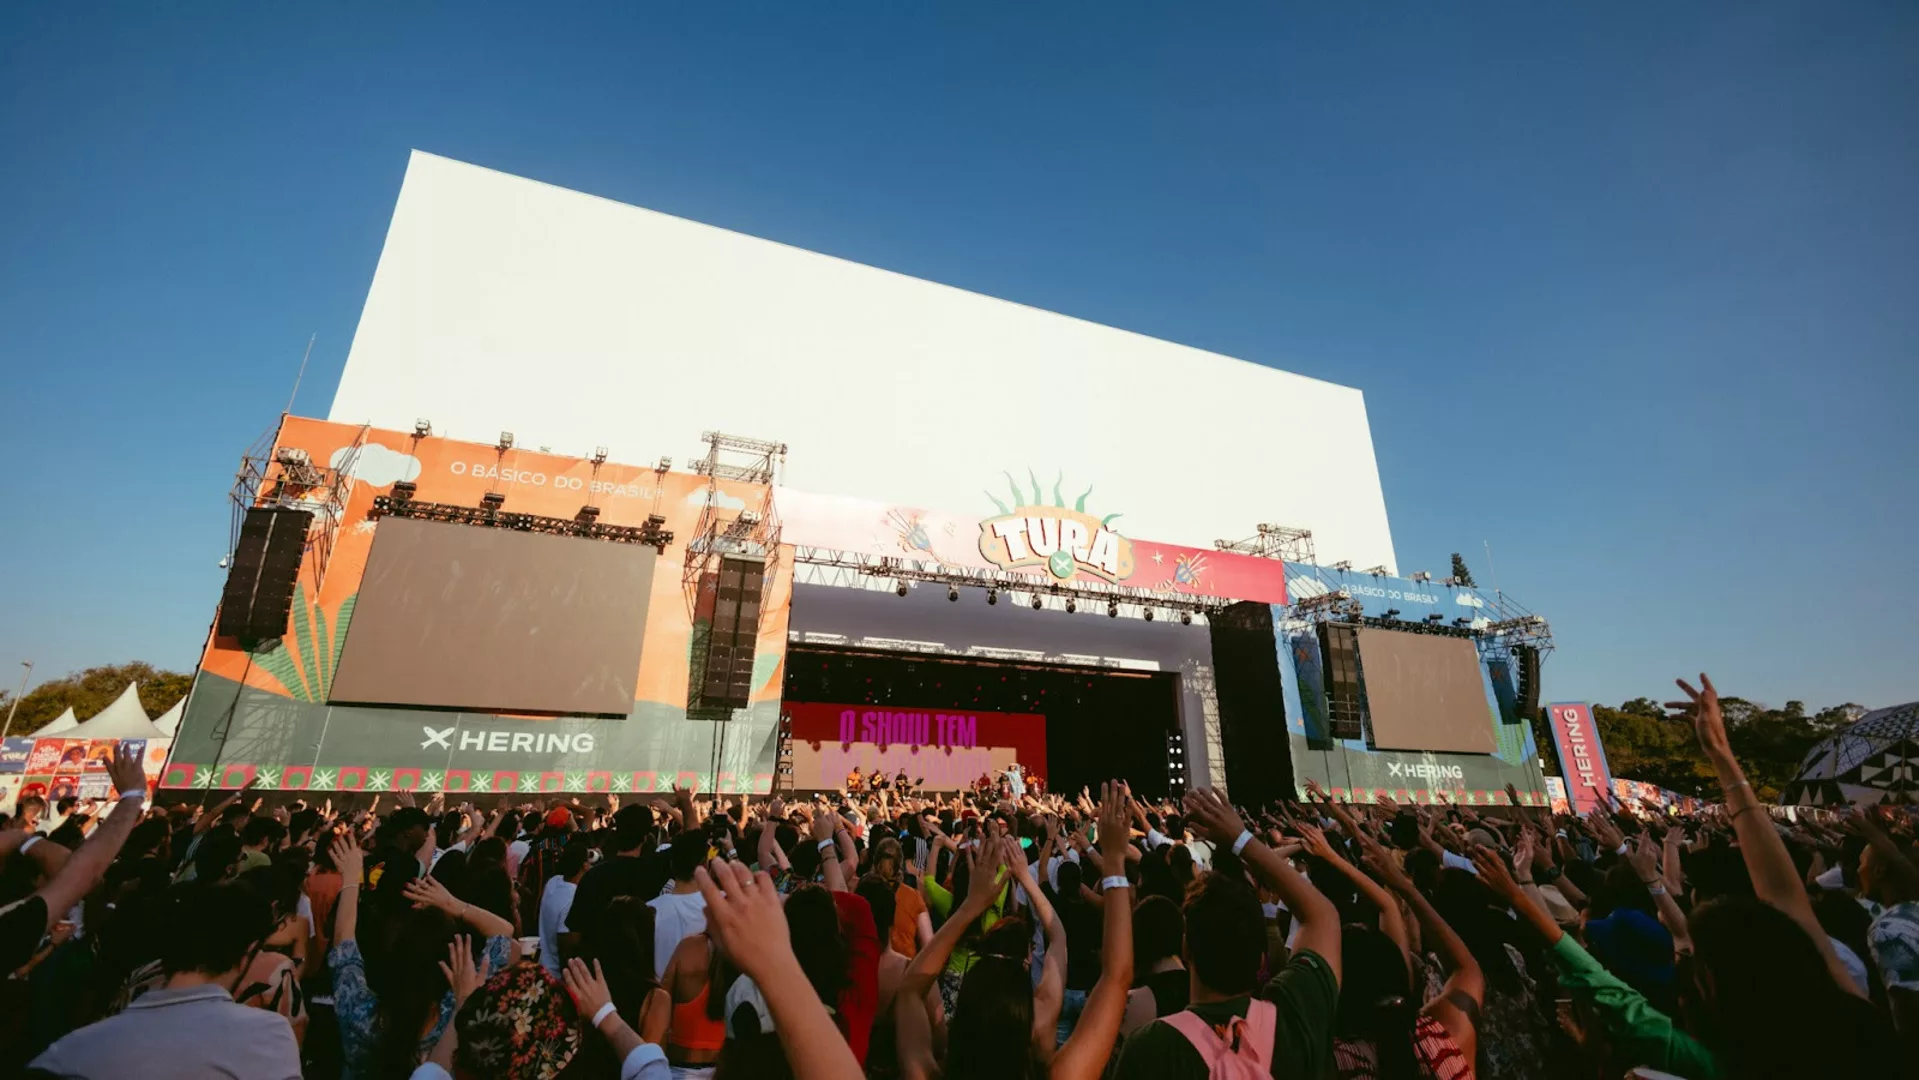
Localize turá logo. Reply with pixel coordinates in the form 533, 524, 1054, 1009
978, 470, 1133, 583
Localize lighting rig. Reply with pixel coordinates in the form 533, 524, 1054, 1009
856, 556, 1221, 624
371, 484, 673, 553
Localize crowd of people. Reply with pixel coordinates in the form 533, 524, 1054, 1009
1, 673, 1914, 1078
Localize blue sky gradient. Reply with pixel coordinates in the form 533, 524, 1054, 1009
2, 4, 1914, 709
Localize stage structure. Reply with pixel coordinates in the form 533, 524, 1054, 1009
160, 154, 1574, 803
168, 416, 792, 796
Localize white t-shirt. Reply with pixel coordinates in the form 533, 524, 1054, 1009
507, 838, 531, 880
538, 875, 578, 977
646, 891, 708, 980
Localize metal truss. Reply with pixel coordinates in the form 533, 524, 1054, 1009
370, 493, 674, 551
229, 420, 367, 592
1214, 523, 1315, 564
790, 546, 1222, 623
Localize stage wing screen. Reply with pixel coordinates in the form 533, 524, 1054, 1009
1355, 628, 1496, 754
329, 517, 653, 715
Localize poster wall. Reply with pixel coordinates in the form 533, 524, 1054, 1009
783, 701, 1047, 791
171, 416, 792, 794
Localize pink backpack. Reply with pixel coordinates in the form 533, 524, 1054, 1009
1162, 999, 1277, 1079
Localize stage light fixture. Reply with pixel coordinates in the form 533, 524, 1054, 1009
948, 586, 959, 602
1065, 599, 1077, 613
1453, 617, 1471, 627
1410, 571, 1432, 583
497, 431, 515, 451
1384, 608, 1400, 619
1144, 607, 1155, 622
1031, 594, 1042, 610
1180, 611, 1192, 626
413, 419, 432, 437
987, 589, 999, 606
657, 456, 673, 473
1108, 601, 1119, 618
896, 581, 909, 597
1425, 613, 1445, 623
1332, 560, 1353, 571
480, 492, 506, 512
591, 446, 609, 465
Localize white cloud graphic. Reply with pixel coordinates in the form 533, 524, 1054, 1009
683, 488, 746, 511
1289, 576, 1330, 599
333, 444, 421, 488
1454, 593, 1486, 608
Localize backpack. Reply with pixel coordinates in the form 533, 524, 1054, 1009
1163, 998, 1277, 1079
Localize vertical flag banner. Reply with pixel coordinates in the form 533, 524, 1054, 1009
1546, 702, 1613, 815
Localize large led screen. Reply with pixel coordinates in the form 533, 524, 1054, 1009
1355, 628, 1495, 754
329, 517, 654, 715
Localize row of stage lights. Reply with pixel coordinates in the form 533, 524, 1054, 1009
892, 580, 1196, 625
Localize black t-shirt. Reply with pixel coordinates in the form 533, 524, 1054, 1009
1140, 966, 1190, 1017
1059, 899, 1104, 992
565, 852, 663, 944
1113, 949, 1337, 1080
0, 894, 50, 973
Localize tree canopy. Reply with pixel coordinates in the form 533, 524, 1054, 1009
0, 662, 192, 737
1578, 696, 1862, 801
1449, 552, 1476, 588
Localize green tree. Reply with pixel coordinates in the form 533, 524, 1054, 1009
1449, 553, 1476, 588
0, 662, 192, 736
1586, 693, 1851, 802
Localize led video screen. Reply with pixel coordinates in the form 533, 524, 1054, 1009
1355, 628, 1496, 754
329, 517, 654, 715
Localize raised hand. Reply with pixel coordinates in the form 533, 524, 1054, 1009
105, 741, 147, 798
403, 874, 459, 913
438, 934, 491, 1007
1097, 780, 1133, 865
1295, 821, 1339, 861
1666, 673, 1733, 765
562, 956, 615, 1021
1181, 786, 1248, 848
1584, 810, 1625, 852
1513, 827, 1537, 881
1359, 841, 1416, 893
1469, 846, 1521, 900
961, 840, 1009, 917
694, 859, 793, 983
1624, 831, 1663, 885
394, 790, 416, 809
329, 835, 364, 884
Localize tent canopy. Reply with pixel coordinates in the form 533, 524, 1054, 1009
152, 698, 183, 739
64, 683, 169, 742
38, 707, 79, 735
1783, 702, 1919, 807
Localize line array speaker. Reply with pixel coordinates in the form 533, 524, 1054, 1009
695, 555, 766, 712
1514, 644, 1542, 724
217, 507, 312, 639
1318, 622, 1365, 741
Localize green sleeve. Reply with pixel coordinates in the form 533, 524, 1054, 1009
924, 878, 952, 919
1551, 935, 1720, 1079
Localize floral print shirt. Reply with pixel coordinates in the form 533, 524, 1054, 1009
329, 934, 513, 1080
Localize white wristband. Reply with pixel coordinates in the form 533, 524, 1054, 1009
1100, 875, 1131, 891
118, 790, 146, 803
590, 1002, 617, 1029
1231, 830, 1254, 856
817, 839, 836, 853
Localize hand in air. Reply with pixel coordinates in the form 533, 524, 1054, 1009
438, 934, 491, 1007
1181, 786, 1248, 848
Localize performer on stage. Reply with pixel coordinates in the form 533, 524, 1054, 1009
893, 766, 910, 794
845, 767, 864, 793
869, 766, 888, 793
1004, 761, 1027, 799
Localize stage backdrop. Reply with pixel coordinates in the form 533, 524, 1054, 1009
783, 701, 1046, 791
1267, 561, 1549, 806
169, 416, 792, 794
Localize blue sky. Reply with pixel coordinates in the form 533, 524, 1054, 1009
2, 4, 1914, 711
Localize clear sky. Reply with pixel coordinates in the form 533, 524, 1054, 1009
2, 4, 1914, 711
